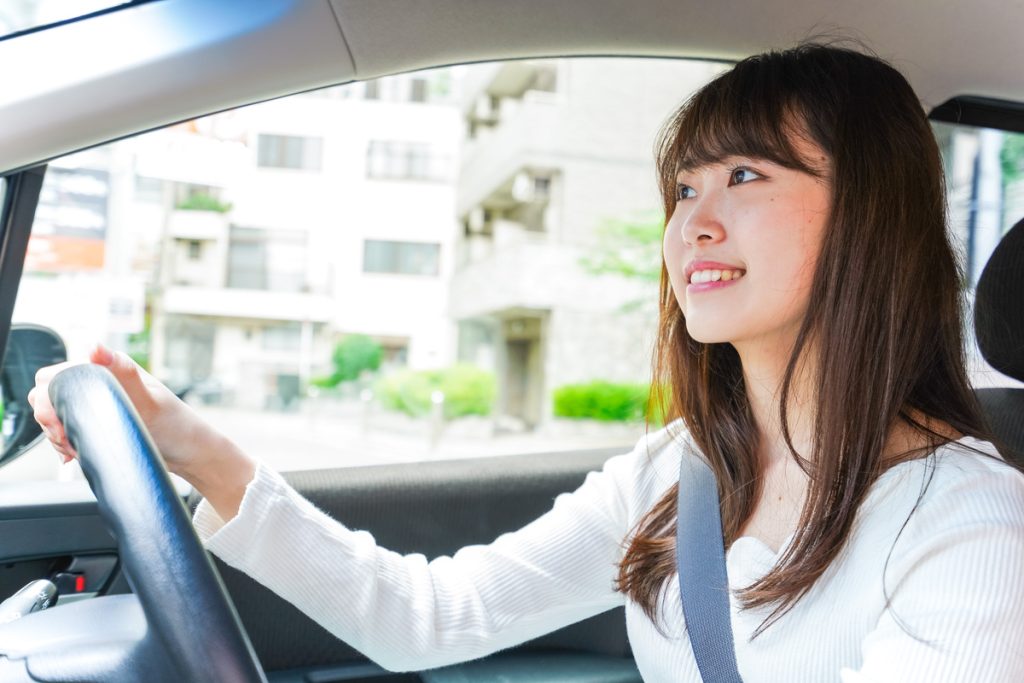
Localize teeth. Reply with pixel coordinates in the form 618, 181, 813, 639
689, 268, 744, 284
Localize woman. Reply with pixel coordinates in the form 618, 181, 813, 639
29, 43, 1024, 681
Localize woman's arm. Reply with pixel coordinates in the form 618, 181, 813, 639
193, 444, 641, 672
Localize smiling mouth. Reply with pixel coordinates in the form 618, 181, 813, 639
687, 268, 746, 285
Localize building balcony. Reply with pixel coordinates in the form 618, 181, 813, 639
162, 285, 333, 323
167, 209, 228, 241
449, 240, 575, 320
458, 95, 560, 215
450, 236, 654, 322
457, 219, 548, 268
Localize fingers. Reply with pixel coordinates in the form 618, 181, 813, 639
34, 360, 75, 389
31, 360, 81, 463
29, 343, 149, 465
90, 343, 149, 401
41, 425, 77, 462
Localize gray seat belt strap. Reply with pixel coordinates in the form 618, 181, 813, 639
677, 453, 744, 682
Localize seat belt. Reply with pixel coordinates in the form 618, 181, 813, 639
677, 453, 744, 682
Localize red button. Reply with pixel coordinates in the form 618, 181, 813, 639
74, 575, 85, 593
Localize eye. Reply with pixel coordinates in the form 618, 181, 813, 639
675, 183, 696, 201
729, 167, 762, 185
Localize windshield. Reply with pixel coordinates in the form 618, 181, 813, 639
0, 0, 148, 40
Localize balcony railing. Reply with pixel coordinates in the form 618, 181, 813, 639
457, 220, 548, 268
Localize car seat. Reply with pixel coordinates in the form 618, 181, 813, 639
973, 215, 1024, 466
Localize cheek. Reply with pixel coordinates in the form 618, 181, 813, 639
760, 206, 826, 302
662, 222, 687, 293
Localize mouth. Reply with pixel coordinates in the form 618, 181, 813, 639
685, 267, 746, 294
684, 259, 746, 284
687, 267, 746, 285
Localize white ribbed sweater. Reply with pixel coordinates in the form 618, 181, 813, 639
193, 422, 1024, 681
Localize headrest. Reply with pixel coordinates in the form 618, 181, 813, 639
974, 217, 1024, 383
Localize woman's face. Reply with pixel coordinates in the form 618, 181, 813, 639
662, 135, 832, 349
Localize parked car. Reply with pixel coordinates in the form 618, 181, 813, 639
0, 1, 1022, 681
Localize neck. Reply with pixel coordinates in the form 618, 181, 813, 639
733, 330, 817, 467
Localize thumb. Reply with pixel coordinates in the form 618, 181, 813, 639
90, 343, 145, 394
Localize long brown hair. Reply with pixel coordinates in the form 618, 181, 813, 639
616, 42, 1000, 636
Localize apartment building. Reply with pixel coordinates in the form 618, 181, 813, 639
450, 58, 726, 430
142, 72, 463, 410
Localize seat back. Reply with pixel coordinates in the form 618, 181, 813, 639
973, 216, 1024, 467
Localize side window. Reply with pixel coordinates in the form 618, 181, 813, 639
932, 122, 1024, 389
10, 62, 1020, 484
8, 57, 805, 483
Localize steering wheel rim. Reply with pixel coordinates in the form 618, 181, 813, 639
49, 364, 266, 683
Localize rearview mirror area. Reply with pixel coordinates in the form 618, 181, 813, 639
0, 324, 67, 466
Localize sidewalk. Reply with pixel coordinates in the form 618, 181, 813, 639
0, 404, 647, 484
200, 403, 644, 472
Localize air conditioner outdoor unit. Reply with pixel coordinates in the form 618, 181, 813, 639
512, 172, 552, 202
467, 207, 486, 233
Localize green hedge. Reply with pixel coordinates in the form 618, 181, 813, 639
553, 380, 662, 423
175, 193, 232, 213
375, 364, 495, 419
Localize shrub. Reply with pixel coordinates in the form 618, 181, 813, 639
375, 364, 495, 418
552, 380, 657, 423
312, 335, 383, 388
175, 193, 232, 213
438, 364, 496, 418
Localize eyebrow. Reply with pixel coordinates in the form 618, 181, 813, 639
674, 155, 746, 176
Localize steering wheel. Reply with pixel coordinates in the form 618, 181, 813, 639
43, 364, 266, 682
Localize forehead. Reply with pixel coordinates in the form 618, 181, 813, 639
670, 101, 831, 180
674, 138, 831, 180
674, 156, 758, 176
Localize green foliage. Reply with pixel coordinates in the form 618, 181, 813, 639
175, 193, 233, 213
579, 211, 665, 283
333, 335, 382, 382
1001, 133, 1024, 186
126, 302, 152, 371
374, 364, 495, 418
308, 374, 341, 390
552, 380, 664, 424
578, 211, 665, 314
313, 335, 383, 388
437, 364, 497, 418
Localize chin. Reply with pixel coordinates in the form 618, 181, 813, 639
682, 321, 736, 345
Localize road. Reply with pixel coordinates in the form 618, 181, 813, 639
0, 403, 645, 483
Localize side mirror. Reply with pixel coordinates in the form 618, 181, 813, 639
0, 324, 67, 466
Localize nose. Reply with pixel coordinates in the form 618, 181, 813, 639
679, 189, 726, 246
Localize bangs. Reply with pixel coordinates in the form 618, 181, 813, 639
660, 55, 829, 180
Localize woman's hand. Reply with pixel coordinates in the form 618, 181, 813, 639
29, 343, 258, 522
28, 343, 215, 479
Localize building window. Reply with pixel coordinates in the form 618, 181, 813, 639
410, 78, 428, 103
228, 227, 308, 291
381, 342, 409, 368
366, 141, 450, 181
262, 322, 302, 352
530, 64, 558, 93
135, 176, 164, 203
363, 240, 440, 276
364, 80, 380, 100
257, 134, 323, 171
187, 240, 202, 260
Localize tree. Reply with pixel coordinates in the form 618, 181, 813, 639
578, 210, 664, 313
1000, 133, 1024, 187
312, 334, 383, 388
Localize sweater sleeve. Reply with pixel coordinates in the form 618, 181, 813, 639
191, 447, 637, 672
839, 460, 1024, 683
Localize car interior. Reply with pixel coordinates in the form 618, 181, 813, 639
0, 1, 1022, 681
